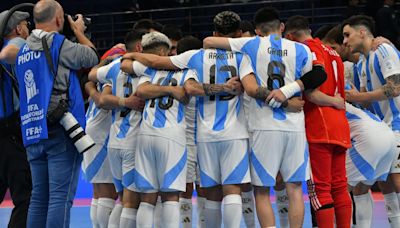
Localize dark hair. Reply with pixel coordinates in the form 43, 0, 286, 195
240, 20, 255, 36
342, 15, 375, 35
313, 24, 336, 40
253, 7, 280, 27
124, 30, 146, 51
176, 35, 202, 54
213, 11, 241, 35
133, 19, 162, 32
162, 24, 183, 41
284, 15, 310, 33
323, 24, 344, 44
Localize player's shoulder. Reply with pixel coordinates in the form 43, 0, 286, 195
375, 43, 399, 59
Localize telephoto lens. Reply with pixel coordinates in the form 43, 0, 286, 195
59, 112, 95, 153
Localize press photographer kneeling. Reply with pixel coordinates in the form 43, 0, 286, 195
14, 0, 99, 227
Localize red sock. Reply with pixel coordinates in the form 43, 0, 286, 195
334, 205, 352, 228
316, 207, 334, 228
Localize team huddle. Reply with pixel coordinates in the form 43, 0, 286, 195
81, 7, 400, 228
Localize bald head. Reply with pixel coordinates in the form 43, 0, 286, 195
33, 0, 62, 24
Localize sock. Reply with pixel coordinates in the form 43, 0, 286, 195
275, 189, 290, 228
162, 201, 180, 228
332, 191, 352, 228
205, 200, 222, 228
383, 192, 400, 228
180, 198, 193, 228
241, 191, 255, 228
137, 202, 155, 228
90, 199, 99, 228
353, 192, 373, 228
108, 202, 123, 228
223, 194, 242, 228
197, 196, 206, 228
153, 196, 162, 228
97, 198, 115, 228
315, 207, 335, 228
120, 207, 137, 228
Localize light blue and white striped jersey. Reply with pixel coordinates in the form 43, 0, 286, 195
96, 58, 142, 150
170, 48, 252, 142
358, 43, 400, 130
228, 34, 313, 132
133, 61, 196, 145
85, 83, 112, 145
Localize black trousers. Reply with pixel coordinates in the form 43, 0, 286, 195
0, 118, 32, 228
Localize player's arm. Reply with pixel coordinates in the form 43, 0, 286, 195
88, 57, 117, 82
306, 90, 345, 109
120, 52, 178, 71
137, 81, 189, 105
184, 77, 242, 96
203, 37, 232, 50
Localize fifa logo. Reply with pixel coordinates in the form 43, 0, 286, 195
24, 69, 38, 103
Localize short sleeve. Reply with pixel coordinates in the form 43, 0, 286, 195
96, 61, 116, 84
7, 37, 26, 48
170, 50, 199, 69
132, 61, 149, 76
238, 54, 254, 80
228, 37, 253, 53
376, 43, 400, 79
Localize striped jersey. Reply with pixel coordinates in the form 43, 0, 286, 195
96, 58, 142, 150
133, 61, 196, 145
228, 34, 313, 132
358, 43, 400, 130
171, 48, 251, 142
185, 97, 196, 146
344, 61, 361, 91
85, 83, 112, 145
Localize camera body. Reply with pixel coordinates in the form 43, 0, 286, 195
62, 14, 92, 41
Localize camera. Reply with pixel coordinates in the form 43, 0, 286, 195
59, 112, 95, 154
62, 13, 92, 41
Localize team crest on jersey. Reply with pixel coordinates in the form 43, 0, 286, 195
24, 69, 38, 103
369, 64, 374, 74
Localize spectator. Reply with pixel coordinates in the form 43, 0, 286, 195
13, 0, 99, 227
343, 0, 363, 19
133, 18, 162, 32
376, 0, 400, 48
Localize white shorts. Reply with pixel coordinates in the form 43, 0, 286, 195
347, 130, 396, 186
250, 130, 309, 186
135, 135, 187, 193
197, 139, 251, 188
391, 132, 400, 173
108, 147, 136, 192
82, 142, 113, 184
186, 145, 197, 183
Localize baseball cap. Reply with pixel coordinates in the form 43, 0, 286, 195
0, 10, 30, 35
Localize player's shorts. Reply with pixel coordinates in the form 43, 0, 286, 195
250, 130, 309, 187
197, 139, 251, 188
82, 141, 113, 184
108, 147, 136, 192
186, 145, 197, 183
391, 131, 400, 173
347, 129, 396, 186
135, 135, 187, 193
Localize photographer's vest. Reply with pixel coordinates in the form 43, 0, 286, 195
15, 33, 86, 146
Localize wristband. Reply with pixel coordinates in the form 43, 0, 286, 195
118, 97, 126, 107
279, 82, 301, 99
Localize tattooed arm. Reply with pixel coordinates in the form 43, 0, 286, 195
184, 77, 242, 96
346, 74, 400, 103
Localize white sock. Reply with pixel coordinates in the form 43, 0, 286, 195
90, 199, 99, 228
275, 189, 290, 228
241, 191, 255, 228
180, 198, 193, 228
120, 207, 137, 228
383, 192, 400, 228
162, 201, 180, 228
197, 196, 206, 228
108, 202, 123, 228
137, 202, 155, 228
97, 198, 115, 228
353, 192, 373, 228
153, 196, 162, 228
205, 200, 222, 228
223, 194, 242, 228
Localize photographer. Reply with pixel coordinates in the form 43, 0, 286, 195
13, 0, 99, 227
0, 10, 32, 228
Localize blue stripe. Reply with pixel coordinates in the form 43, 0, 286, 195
236, 95, 241, 116
117, 111, 131, 138
194, 98, 198, 144
135, 171, 154, 190
122, 168, 136, 187
235, 52, 243, 70
199, 168, 219, 187
152, 73, 174, 128
346, 111, 361, 120
377, 172, 389, 181
377, 46, 387, 58
353, 64, 361, 91
349, 145, 375, 180
198, 97, 204, 119
287, 143, 309, 182
295, 43, 307, 80
223, 148, 249, 185
213, 49, 229, 131
85, 139, 109, 181
106, 63, 120, 96
86, 100, 94, 119
144, 66, 157, 79
162, 149, 187, 189
365, 55, 385, 119
269, 35, 287, 121
177, 70, 188, 123
250, 149, 275, 186
113, 177, 123, 193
